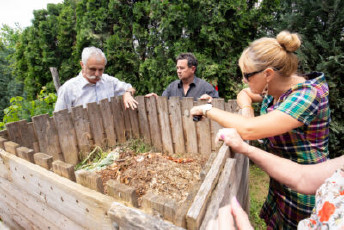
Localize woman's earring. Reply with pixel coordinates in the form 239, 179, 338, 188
260, 84, 268, 97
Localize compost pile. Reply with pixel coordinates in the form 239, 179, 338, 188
77, 140, 208, 205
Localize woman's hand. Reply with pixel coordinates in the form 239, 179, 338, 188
206, 197, 253, 230
215, 128, 249, 154
190, 104, 206, 117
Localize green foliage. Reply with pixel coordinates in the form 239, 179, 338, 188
0, 25, 24, 120
75, 138, 154, 171
0, 87, 57, 130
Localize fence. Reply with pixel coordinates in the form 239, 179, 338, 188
0, 96, 249, 230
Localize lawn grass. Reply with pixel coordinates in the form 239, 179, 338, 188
249, 163, 269, 229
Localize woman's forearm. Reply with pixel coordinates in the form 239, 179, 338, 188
245, 145, 344, 194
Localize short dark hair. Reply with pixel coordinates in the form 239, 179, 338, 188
176, 53, 198, 70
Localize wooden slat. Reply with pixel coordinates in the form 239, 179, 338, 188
145, 96, 162, 151
75, 169, 104, 193
200, 158, 237, 230
5, 120, 25, 146
71, 105, 93, 158
6, 119, 37, 150
99, 98, 117, 147
233, 152, 250, 213
0, 149, 115, 229
52, 160, 76, 181
111, 96, 126, 143
106, 179, 138, 207
27, 122, 40, 153
16, 146, 35, 163
87, 102, 106, 148
181, 98, 198, 154
0, 137, 6, 149
33, 152, 53, 170
195, 101, 212, 155
168, 97, 185, 154
0, 129, 8, 139
4, 141, 19, 155
128, 106, 140, 139
120, 96, 132, 139
54, 109, 79, 165
108, 202, 184, 230
157, 96, 174, 154
186, 144, 229, 230
225, 99, 239, 113
32, 114, 63, 161
136, 96, 151, 145
211, 98, 225, 151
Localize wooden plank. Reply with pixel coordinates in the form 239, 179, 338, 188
54, 109, 79, 165
225, 99, 239, 113
33, 152, 53, 170
195, 101, 212, 155
0, 184, 73, 230
186, 144, 229, 230
181, 98, 198, 154
145, 96, 162, 151
109, 202, 184, 230
87, 102, 106, 148
0, 136, 7, 149
4, 141, 19, 155
27, 122, 40, 153
52, 160, 76, 181
233, 152, 250, 213
120, 96, 132, 139
141, 192, 177, 222
75, 169, 104, 193
0, 149, 115, 229
200, 158, 237, 230
211, 98, 225, 151
32, 114, 63, 161
111, 96, 126, 143
157, 96, 174, 154
99, 98, 117, 147
0, 129, 8, 139
16, 146, 35, 163
5, 119, 37, 151
106, 179, 138, 207
128, 106, 140, 139
168, 97, 185, 154
71, 105, 93, 158
136, 96, 151, 145
5, 120, 25, 146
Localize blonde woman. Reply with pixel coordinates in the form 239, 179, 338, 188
191, 31, 330, 228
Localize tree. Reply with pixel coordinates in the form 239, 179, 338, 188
0, 24, 24, 120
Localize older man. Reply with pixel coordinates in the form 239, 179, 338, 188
146, 53, 218, 102
54, 46, 138, 112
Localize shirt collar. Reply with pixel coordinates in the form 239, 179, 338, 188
178, 75, 198, 88
78, 71, 100, 88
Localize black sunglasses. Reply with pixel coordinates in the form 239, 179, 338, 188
243, 69, 265, 81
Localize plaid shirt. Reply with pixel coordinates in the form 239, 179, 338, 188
259, 72, 330, 229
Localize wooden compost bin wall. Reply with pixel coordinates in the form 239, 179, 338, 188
0, 96, 249, 230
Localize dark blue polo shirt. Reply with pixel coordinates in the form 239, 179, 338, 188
162, 76, 219, 101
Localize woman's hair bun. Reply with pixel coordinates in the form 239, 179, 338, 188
276, 30, 301, 52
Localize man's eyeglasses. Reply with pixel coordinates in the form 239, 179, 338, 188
243, 69, 265, 81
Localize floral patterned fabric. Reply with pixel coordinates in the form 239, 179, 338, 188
298, 166, 344, 229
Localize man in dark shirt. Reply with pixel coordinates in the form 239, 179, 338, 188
145, 53, 219, 102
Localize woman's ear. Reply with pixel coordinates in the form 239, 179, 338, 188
265, 68, 275, 83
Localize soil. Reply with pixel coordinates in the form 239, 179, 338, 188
96, 148, 209, 205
